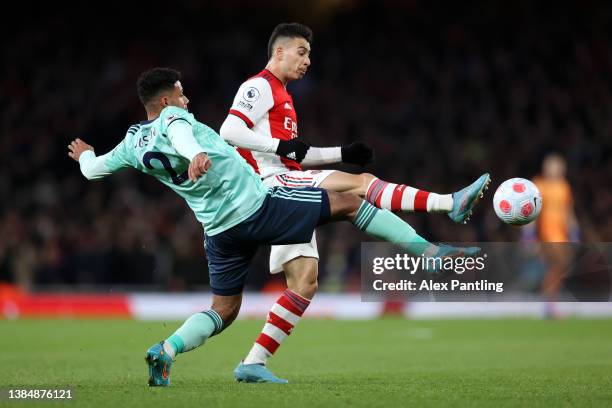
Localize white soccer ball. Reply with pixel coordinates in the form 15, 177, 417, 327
493, 178, 542, 225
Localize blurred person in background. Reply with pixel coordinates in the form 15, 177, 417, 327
530, 153, 579, 317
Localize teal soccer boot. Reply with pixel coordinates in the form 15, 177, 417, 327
145, 342, 174, 387
234, 362, 289, 384
448, 173, 491, 224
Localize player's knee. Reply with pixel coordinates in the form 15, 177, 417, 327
328, 191, 362, 220
211, 296, 242, 328
340, 192, 363, 219
358, 173, 375, 197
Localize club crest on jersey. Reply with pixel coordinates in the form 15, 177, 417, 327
243, 87, 260, 103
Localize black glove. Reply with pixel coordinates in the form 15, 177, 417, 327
341, 141, 375, 166
276, 138, 310, 163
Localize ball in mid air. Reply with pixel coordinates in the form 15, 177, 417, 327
493, 178, 542, 225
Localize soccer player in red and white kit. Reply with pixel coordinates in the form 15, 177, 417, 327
220, 23, 490, 383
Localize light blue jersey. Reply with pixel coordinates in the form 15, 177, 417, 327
104, 106, 268, 235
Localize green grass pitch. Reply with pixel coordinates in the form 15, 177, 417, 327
1, 318, 611, 407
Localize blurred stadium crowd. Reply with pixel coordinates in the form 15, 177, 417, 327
1, 1, 611, 291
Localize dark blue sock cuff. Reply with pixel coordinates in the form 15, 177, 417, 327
202, 310, 224, 336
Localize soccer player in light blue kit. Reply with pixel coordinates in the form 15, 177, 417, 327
68, 68, 479, 386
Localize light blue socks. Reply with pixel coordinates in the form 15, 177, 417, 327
165, 310, 223, 357
353, 201, 438, 256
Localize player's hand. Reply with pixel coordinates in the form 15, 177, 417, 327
68, 138, 94, 162
341, 141, 374, 166
188, 152, 212, 181
276, 138, 310, 163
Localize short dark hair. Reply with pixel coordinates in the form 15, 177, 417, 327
267, 23, 313, 59
137, 67, 181, 106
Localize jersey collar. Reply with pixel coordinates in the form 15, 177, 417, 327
263, 69, 285, 87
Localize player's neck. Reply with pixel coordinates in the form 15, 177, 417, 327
146, 109, 161, 121
265, 64, 289, 86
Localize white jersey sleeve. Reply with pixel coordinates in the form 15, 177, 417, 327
301, 147, 343, 166
228, 77, 274, 128
167, 120, 206, 161
220, 114, 280, 153
79, 150, 113, 180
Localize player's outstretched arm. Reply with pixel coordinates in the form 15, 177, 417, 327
221, 114, 309, 162
68, 138, 115, 180
220, 114, 374, 166
302, 141, 374, 167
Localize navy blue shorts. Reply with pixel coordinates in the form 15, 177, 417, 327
205, 187, 330, 295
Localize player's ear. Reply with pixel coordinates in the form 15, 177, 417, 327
274, 45, 283, 60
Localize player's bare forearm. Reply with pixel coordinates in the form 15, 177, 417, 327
67, 138, 94, 162
188, 152, 212, 181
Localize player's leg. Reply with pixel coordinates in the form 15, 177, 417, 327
259, 186, 478, 262
236, 257, 316, 384
319, 171, 452, 211
283, 256, 318, 298
256, 187, 478, 269
239, 256, 317, 381
235, 176, 324, 383
326, 190, 480, 258
540, 244, 571, 318
146, 230, 256, 387
276, 169, 446, 212
163, 294, 241, 359
146, 294, 238, 387
228, 187, 326, 384
318, 170, 491, 224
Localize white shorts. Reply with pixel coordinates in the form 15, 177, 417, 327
263, 169, 337, 273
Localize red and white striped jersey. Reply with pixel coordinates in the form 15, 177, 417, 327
228, 69, 301, 178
